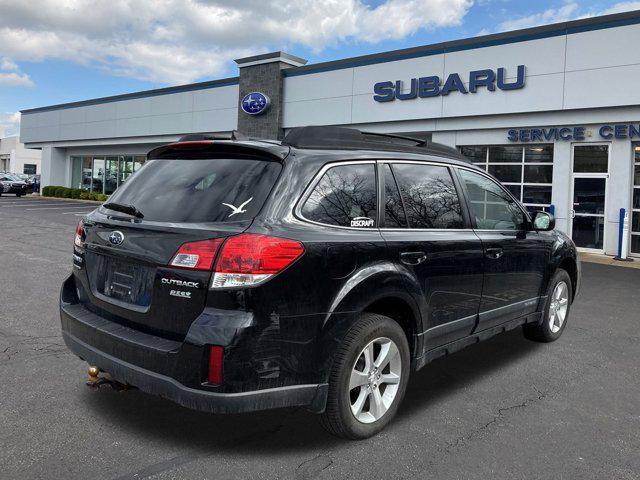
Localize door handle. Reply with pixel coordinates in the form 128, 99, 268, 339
485, 247, 503, 260
400, 251, 427, 265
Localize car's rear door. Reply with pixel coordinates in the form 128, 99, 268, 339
455, 167, 549, 331
76, 156, 282, 339
379, 161, 484, 351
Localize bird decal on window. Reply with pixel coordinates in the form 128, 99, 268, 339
222, 197, 253, 217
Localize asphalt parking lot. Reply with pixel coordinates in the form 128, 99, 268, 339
1, 195, 639, 480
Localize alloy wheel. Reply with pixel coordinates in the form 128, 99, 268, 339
348, 337, 402, 424
549, 281, 569, 333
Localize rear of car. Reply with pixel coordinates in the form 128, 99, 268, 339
60, 140, 327, 413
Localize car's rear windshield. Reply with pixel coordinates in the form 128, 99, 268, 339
103, 158, 281, 223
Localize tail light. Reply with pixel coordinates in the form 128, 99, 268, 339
169, 234, 304, 288
74, 219, 85, 247
207, 345, 224, 384
212, 234, 305, 289
170, 238, 224, 271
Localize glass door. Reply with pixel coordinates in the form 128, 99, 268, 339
104, 156, 119, 195
571, 144, 609, 253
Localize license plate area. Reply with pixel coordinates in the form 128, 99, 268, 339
87, 253, 155, 307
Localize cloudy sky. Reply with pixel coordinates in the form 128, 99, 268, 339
1, 0, 639, 136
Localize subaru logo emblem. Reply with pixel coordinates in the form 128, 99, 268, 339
108, 231, 125, 246
241, 92, 270, 115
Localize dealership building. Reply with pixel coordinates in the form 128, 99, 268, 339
19, 10, 640, 257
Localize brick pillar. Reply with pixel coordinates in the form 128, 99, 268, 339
235, 52, 307, 140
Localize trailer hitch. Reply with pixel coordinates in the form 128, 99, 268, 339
86, 366, 133, 392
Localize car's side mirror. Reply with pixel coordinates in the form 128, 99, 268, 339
532, 211, 555, 231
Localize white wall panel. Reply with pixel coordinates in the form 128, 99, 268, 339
283, 97, 353, 128
193, 85, 238, 111
566, 24, 640, 71
350, 92, 442, 124
192, 107, 237, 132
564, 63, 640, 109
284, 69, 354, 102
444, 36, 566, 77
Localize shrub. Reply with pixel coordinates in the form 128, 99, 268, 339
42, 186, 54, 196
96, 193, 108, 202
71, 189, 82, 199
80, 191, 92, 200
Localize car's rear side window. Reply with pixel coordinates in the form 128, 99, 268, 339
301, 163, 377, 228
104, 158, 281, 223
390, 163, 465, 229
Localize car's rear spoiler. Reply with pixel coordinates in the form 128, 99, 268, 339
147, 134, 290, 162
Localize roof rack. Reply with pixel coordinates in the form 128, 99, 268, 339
282, 126, 466, 159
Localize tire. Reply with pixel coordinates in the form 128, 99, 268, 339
523, 268, 573, 343
319, 312, 410, 439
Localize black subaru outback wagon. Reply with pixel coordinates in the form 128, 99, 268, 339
61, 126, 580, 439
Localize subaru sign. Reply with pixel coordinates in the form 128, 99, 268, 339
373, 65, 526, 102
241, 92, 270, 115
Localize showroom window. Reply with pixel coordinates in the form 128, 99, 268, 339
632, 144, 640, 255
459, 145, 553, 213
70, 155, 146, 194
23, 164, 37, 175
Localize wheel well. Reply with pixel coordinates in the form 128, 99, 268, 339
558, 258, 578, 300
363, 297, 417, 355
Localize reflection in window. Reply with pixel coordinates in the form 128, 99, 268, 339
392, 164, 464, 229
302, 164, 377, 227
70, 154, 147, 193
459, 169, 524, 231
383, 164, 407, 228
573, 145, 608, 173
460, 144, 553, 213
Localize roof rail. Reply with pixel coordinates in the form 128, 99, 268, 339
177, 131, 248, 142
282, 126, 466, 159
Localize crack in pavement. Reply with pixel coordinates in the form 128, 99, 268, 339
296, 454, 333, 479
0, 332, 66, 363
442, 386, 548, 454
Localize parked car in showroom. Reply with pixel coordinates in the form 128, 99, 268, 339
60, 127, 580, 439
0, 173, 28, 196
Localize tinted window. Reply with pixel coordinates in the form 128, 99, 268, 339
573, 145, 608, 173
383, 164, 407, 228
103, 158, 281, 223
302, 163, 377, 227
392, 164, 464, 229
459, 169, 525, 231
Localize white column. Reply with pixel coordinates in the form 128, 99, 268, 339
40, 146, 67, 188
606, 140, 633, 256
550, 141, 571, 234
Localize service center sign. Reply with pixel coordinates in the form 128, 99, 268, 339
373, 65, 526, 102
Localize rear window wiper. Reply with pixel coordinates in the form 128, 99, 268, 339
103, 202, 144, 219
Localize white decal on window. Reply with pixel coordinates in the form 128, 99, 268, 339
222, 197, 253, 217
350, 217, 374, 227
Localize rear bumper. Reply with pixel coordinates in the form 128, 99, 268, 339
62, 327, 325, 414
60, 283, 328, 414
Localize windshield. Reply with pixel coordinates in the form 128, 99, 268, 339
103, 158, 281, 223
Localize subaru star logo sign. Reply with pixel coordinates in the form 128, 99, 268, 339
108, 231, 125, 246
241, 92, 270, 115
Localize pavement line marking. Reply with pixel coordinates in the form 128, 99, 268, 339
26, 205, 97, 210
62, 211, 96, 214
0, 202, 76, 207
